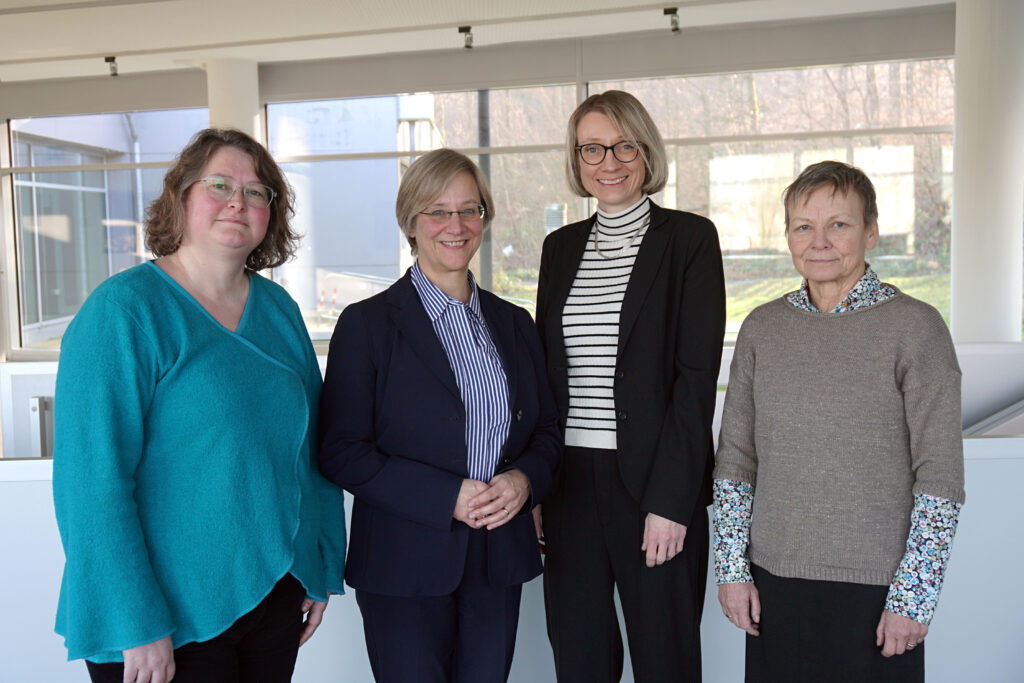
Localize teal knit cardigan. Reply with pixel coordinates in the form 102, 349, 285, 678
53, 262, 346, 663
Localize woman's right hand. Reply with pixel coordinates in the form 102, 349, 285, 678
718, 582, 761, 636
122, 636, 175, 683
453, 479, 489, 525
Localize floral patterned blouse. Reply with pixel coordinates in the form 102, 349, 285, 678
714, 266, 962, 624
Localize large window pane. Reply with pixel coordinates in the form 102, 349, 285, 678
275, 158, 408, 340
10, 108, 208, 349
592, 60, 954, 339
592, 60, 954, 138
11, 109, 209, 164
268, 85, 575, 157
434, 86, 576, 148
268, 87, 579, 338
484, 151, 588, 308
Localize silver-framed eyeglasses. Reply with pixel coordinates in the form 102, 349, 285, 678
195, 176, 276, 208
418, 205, 486, 223
575, 141, 641, 165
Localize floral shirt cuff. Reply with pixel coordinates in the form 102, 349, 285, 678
713, 478, 754, 584
885, 493, 962, 625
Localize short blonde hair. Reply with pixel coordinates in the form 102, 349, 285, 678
396, 149, 495, 255
565, 90, 668, 198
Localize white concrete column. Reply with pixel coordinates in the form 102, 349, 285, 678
950, 0, 1024, 342
204, 59, 262, 142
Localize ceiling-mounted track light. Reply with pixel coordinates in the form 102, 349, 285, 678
664, 7, 680, 34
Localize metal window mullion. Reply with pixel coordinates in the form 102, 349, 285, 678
271, 143, 563, 165
0, 162, 172, 181
661, 125, 952, 148
13, 180, 107, 193
103, 167, 113, 284
31, 184, 42, 327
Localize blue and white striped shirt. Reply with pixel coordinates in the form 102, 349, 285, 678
410, 262, 511, 482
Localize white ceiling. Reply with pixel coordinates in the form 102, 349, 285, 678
0, 0, 948, 83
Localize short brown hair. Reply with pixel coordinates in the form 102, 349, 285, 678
565, 90, 668, 198
145, 128, 297, 271
783, 160, 879, 231
396, 149, 494, 255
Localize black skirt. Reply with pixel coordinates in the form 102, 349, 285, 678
746, 564, 924, 683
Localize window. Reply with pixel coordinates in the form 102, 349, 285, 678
9, 109, 209, 349
267, 86, 581, 340
592, 59, 955, 339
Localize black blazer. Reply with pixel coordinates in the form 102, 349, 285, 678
536, 201, 725, 526
319, 272, 562, 596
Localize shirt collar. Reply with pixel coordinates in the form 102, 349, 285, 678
786, 264, 897, 313
410, 261, 482, 322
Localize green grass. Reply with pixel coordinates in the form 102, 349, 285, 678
886, 274, 951, 325
725, 274, 953, 332
726, 278, 801, 327
494, 271, 959, 335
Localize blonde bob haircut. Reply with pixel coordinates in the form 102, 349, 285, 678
565, 90, 669, 199
396, 148, 495, 256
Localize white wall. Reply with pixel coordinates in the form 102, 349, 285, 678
2, 437, 1021, 682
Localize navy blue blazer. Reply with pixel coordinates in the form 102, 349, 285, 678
319, 271, 562, 597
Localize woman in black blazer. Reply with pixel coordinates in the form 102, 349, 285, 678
536, 90, 726, 682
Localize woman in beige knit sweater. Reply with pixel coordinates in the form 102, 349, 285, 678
713, 160, 964, 682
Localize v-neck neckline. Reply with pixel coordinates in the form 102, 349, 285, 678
147, 260, 255, 334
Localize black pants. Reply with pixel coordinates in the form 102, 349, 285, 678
543, 446, 709, 683
355, 527, 522, 683
746, 564, 924, 683
86, 574, 306, 683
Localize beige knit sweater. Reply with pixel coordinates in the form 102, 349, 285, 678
714, 292, 966, 586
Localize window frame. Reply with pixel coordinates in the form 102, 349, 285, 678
0, 6, 957, 359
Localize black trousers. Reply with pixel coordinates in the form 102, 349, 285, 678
746, 564, 924, 683
86, 574, 306, 683
543, 446, 709, 683
355, 527, 523, 683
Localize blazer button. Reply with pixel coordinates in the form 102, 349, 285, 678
615, 370, 625, 379
516, 409, 523, 421
617, 410, 628, 421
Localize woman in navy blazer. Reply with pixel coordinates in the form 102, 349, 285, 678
536, 91, 725, 682
319, 149, 562, 682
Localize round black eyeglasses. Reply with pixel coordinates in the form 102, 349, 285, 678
575, 141, 641, 165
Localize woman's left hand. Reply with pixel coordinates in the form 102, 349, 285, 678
642, 513, 687, 567
299, 596, 328, 646
467, 470, 531, 530
876, 609, 927, 657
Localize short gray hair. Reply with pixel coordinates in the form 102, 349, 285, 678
783, 160, 878, 231
396, 149, 495, 255
565, 90, 668, 198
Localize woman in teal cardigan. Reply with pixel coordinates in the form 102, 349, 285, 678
53, 128, 346, 683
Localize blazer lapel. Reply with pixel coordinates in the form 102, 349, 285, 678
388, 273, 462, 401
546, 219, 592, 367
618, 203, 671, 357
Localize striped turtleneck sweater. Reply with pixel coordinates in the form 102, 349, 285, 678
561, 195, 651, 449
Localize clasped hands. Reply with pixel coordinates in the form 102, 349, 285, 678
453, 470, 530, 530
